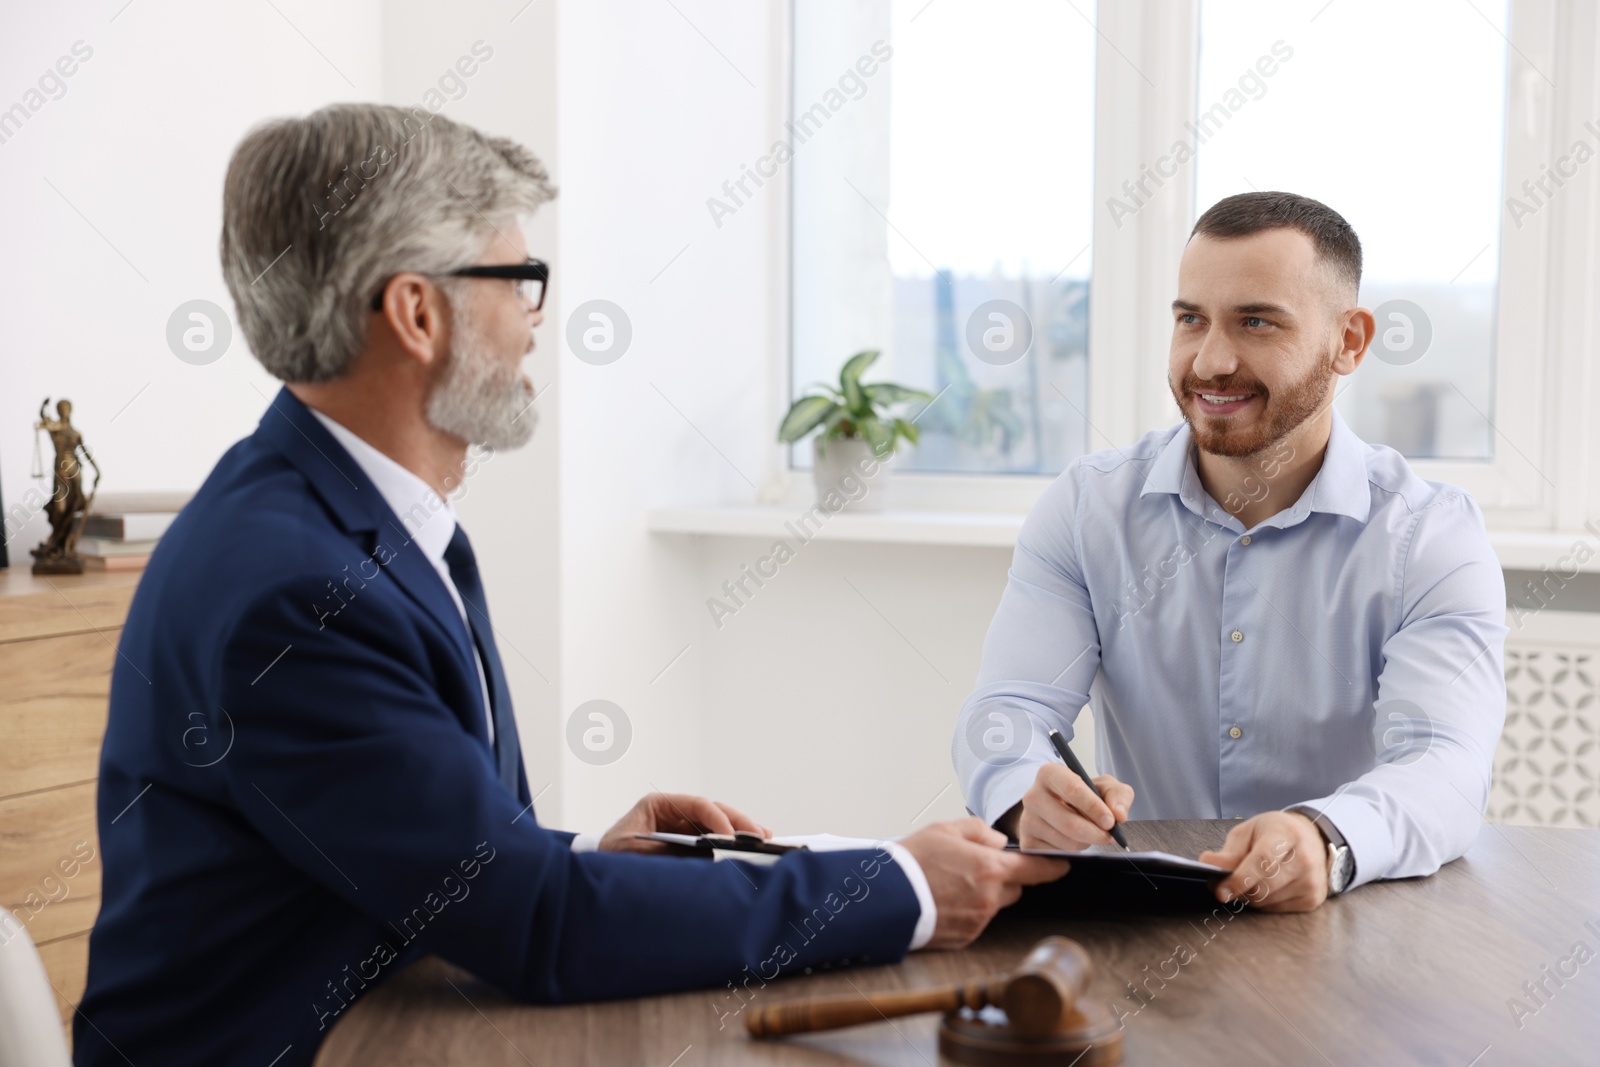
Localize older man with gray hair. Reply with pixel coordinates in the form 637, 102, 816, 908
74, 104, 1063, 1066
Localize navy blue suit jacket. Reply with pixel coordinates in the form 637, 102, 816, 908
74, 387, 919, 1066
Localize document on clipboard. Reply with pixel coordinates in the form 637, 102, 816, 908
630, 831, 896, 865
631, 831, 808, 856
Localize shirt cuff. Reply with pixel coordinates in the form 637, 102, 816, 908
569, 832, 602, 853
976, 761, 1041, 832
882, 840, 937, 951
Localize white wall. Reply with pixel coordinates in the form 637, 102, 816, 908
1, 0, 380, 554
695, 538, 1016, 836
553, 0, 785, 832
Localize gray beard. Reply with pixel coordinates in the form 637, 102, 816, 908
426, 300, 537, 451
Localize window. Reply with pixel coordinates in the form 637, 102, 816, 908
790, 0, 1097, 475
786, 0, 1577, 528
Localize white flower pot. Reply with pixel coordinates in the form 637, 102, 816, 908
813, 436, 892, 512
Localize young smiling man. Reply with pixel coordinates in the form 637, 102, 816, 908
953, 191, 1508, 911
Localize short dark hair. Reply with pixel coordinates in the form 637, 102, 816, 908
1191, 191, 1362, 295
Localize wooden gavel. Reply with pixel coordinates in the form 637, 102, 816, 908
746, 936, 1101, 1039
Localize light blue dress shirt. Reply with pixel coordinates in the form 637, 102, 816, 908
953, 410, 1507, 889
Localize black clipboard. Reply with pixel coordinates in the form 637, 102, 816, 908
1006, 845, 1234, 915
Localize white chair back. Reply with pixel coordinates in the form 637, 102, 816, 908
0, 918, 73, 1067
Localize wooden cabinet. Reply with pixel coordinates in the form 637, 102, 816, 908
0, 568, 140, 1044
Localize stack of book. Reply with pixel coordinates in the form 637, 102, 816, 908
79, 491, 192, 571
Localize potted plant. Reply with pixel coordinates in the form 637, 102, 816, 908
778, 349, 932, 512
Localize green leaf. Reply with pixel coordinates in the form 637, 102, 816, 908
838, 349, 879, 413
865, 383, 935, 407
802, 381, 846, 403
893, 417, 920, 446
856, 414, 894, 458
777, 396, 840, 443
839, 349, 880, 387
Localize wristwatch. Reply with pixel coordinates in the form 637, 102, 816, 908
1293, 807, 1354, 896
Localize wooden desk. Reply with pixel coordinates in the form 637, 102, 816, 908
0, 567, 142, 1042
315, 819, 1600, 1066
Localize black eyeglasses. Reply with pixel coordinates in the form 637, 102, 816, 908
369, 257, 549, 312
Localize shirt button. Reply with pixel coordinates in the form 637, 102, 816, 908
1239, 535, 1252, 545
1230, 630, 1244, 643
1229, 725, 1243, 739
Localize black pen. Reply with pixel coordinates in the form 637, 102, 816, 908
1047, 728, 1129, 850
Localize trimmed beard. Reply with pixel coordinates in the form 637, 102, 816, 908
1171, 351, 1334, 459
426, 290, 536, 451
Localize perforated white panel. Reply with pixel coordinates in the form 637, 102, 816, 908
1492, 611, 1600, 828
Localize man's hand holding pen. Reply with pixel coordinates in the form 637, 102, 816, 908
996, 764, 1135, 851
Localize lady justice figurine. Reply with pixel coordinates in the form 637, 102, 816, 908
30, 397, 102, 574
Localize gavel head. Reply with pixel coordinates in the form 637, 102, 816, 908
999, 936, 1093, 1037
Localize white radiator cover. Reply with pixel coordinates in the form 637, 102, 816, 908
1492, 609, 1600, 828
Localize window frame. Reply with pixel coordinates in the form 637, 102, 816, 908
771, 0, 1594, 533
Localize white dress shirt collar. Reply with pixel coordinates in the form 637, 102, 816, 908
307, 409, 458, 565
1139, 407, 1373, 526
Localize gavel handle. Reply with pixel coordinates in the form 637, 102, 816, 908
745, 976, 1003, 1037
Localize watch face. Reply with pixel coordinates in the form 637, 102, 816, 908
1329, 845, 1354, 894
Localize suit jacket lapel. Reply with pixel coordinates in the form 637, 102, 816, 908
253, 386, 491, 747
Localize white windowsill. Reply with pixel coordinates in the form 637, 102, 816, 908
648, 506, 1600, 571
1489, 530, 1600, 573
648, 506, 1024, 548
